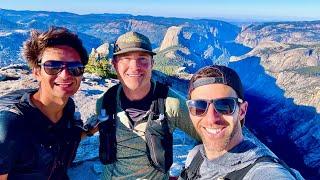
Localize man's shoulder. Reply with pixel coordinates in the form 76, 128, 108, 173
0, 110, 27, 142
165, 97, 179, 108
0, 109, 23, 121
101, 84, 121, 103
185, 144, 203, 167
102, 84, 121, 97
189, 144, 202, 156
96, 84, 120, 114
245, 160, 298, 180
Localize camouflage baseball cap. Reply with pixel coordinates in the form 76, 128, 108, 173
113, 31, 156, 56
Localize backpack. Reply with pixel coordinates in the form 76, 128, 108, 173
98, 81, 173, 173
179, 150, 299, 180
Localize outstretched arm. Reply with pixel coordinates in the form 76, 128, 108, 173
0, 174, 8, 180
166, 88, 201, 142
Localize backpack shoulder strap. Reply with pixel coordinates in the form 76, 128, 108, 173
180, 150, 204, 180
101, 84, 120, 115
154, 81, 169, 99
150, 82, 169, 119
224, 156, 298, 180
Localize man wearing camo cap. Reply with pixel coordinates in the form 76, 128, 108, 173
96, 31, 200, 179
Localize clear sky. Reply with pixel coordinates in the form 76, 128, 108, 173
1, 0, 319, 21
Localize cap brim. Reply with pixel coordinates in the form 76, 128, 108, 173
113, 47, 156, 56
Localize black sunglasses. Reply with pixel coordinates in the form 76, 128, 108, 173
38, 60, 84, 77
186, 97, 243, 116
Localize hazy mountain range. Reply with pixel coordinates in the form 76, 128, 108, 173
0, 8, 319, 179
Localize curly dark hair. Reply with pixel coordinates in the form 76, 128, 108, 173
22, 26, 88, 68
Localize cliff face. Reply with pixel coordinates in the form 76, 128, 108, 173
229, 41, 320, 178
157, 23, 248, 72
159, 26, 182, 51
236, 21, 320, 48
232, 41, 320, 111
90, 43, 113, 60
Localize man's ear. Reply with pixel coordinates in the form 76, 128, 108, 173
151, 58, 154, 67
32, 67, 42, 81
239, 101, 248, 120
111, 58, 117, 68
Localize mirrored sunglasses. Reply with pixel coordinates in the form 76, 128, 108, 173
186, 97, 243, 116
38, 60, 84, 77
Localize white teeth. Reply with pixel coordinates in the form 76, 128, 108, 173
55, 82, 72, 87
57, 82, 72, 85
205, 127, 222, 135
127, 74, 141, 77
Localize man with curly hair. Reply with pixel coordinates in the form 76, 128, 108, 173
0, 27, 88, 180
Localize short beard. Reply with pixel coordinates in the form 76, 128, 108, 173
203, 114, 242, 153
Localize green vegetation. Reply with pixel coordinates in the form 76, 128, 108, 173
153, 65, 182, 76
153, 45, 189, 76
85, 56, 117, 79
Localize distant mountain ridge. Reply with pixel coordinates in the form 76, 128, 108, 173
236, 21, 320, 47
0, 8, 239, 67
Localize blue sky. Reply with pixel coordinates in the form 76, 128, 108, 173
1, 0, 319, 21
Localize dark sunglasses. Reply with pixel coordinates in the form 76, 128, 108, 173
38, 60, 84, 77
186, 97, 243, 116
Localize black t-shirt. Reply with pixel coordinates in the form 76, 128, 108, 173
0, 92, 81, 180
120, 83, 154, 127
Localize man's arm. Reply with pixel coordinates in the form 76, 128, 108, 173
79, 94, 105, 139
96, 95, 104, 115
0, 111, 21, 178
0, 174, 8, 180
166, 88, 201, 142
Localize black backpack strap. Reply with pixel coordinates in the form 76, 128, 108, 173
180, 150, 204, 180
158, 98, 165, 115
153, 81, 169, 99
151, 97, 165, 118
224, 156, 298, 180
144, 81, 173, 172
149, 81, 169, 120
102, 84, 120, 115
98, 84, 119, 165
